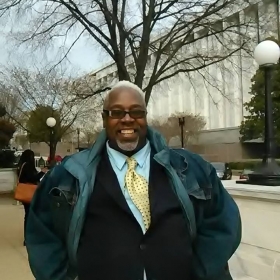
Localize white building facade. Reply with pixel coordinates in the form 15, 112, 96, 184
87, 0, 279, 132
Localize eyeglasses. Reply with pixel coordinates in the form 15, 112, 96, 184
103, 109, 146, 119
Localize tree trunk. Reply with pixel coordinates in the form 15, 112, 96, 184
145, 86, 153, 105
117, 66, 130, 81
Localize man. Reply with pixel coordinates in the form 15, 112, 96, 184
26, 81, 241, 280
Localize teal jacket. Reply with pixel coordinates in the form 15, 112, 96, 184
26, 128, 241, 280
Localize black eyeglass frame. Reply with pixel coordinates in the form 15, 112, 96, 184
103, 109, 147, 119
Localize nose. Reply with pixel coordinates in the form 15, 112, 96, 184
121, 112, 134, 122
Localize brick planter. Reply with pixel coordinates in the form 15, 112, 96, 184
0, 168, 17, 194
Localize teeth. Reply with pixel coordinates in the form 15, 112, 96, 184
121, 130, 134, 134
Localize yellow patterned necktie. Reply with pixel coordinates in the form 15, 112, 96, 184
125, 157, 151, 231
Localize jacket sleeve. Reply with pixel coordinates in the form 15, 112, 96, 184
25, 166, 71, 280
191, 165, 241, 280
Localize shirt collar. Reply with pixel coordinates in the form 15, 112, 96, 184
106, 140, 151, 171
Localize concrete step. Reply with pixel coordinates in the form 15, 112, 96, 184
234, 277, 258, 280
233, 274, 259, 280
231, 270, 259, 280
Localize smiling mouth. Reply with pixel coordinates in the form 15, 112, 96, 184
120, 129, 135, 134
117, 129, 138, 138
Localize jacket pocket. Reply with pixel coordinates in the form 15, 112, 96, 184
188, 186, 212, 201
177, 167, 212, 201
49, 187, 75, 242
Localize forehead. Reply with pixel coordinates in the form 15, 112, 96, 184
106, 88, 145, 108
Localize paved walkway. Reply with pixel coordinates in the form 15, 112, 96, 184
0, 195, 256, 280
0, 197, 33, 280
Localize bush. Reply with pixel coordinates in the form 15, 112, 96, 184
229, 160, 280, 170
0, 150, 16, 168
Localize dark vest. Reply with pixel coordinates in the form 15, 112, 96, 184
77, 150, 193, 280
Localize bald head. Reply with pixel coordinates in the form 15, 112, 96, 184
103, 81, 146, 110
103, 88, 146, 110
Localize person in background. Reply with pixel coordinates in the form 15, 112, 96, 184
17, 149, 46, 246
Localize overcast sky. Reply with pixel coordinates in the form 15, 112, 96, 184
0, 26, 109, 76
0, 1, 141, 76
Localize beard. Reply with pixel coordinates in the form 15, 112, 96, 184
108, 136, 146, 157
116, 138, 139, 151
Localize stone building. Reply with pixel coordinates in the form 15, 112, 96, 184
82, 0, 279, 162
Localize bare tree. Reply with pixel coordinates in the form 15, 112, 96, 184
150, 112, 206, 146
0, 87, 22, 123
0, 66, 101, 157
149, 119, 168, 139
14, 134, 29, 149
0, 0, 257, 104
81, 127, 102, 147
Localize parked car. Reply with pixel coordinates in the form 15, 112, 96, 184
239, 169, 254, 180
211, 162, 232, 180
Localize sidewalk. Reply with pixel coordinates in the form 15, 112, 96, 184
0, 197, 33, 280
0, 196, 257, 280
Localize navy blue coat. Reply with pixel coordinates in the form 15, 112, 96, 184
26, 127, 241, 280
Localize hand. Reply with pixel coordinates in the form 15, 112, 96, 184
41, 167, 48, 173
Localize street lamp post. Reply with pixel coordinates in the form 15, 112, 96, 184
77, 128, 80, 151
178, 117, 185, 148
244, 40, 280, 186
46, 117, 56, 168
0, 106, 6, 153
0, 105, 6, 118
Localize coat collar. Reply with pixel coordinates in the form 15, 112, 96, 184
63, 127, 188, 179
